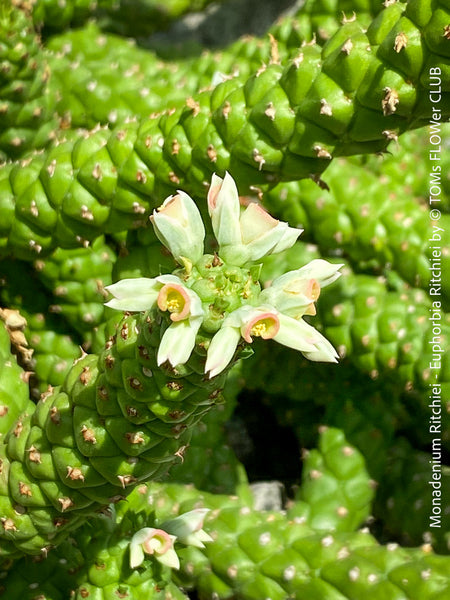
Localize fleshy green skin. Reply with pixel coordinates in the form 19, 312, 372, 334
0, 0, 449, 259
38, 0, 384, 133
85, 231, 178, 354
43, 3, 375, 131
0, 1, 449, 596
0, 257, 82, 396
45, 26, 186, 130
240, 350, 449, 553
31, 0, 114, 32
373, 438, 450, 554
44, 468, 449, 600
259, 242, 450, 440
32, 0, 224, 37
45, 23, 262, 130
0, 319, 35, 436
0, 427, 374, 599
0, 494, 189, 599
351, 126, 450, 215
286, 427, 375, 535
1, 429, 448, 598
168, 364, 245, 495
176, 514, 450, 599
269, 0, 378, 48
316, 267, 450, 404
262, 127, 450, 304
240, 344, 402, 473
0, 254, 261, 559
33, 236, 116, 336
0, 1, 59, 161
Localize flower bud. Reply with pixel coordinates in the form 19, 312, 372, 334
162, 509, 213, 548
207, 172, 302, 266
151, 191, 205, 266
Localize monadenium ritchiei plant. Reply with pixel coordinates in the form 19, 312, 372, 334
106, 172, 342, 375
0, 171, 342, 563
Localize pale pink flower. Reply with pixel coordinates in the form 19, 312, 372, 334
105, 275, 204, 367
207, 172, 302, 265
151, 191, 205, 266
129, 527, 179, 569
205, 304, 338, 378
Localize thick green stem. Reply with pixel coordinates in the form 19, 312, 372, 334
1, 0, 448, 259
0, 308, 231, 560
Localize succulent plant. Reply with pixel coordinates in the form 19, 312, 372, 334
0, 316, 35, 436
4, 427, 448, 600
0, 172, 344, 562
0, 257, 82, 397
1, 0, 449, 260
32, 0, 225, 37
0, 1, 448, 597
262, 127, 450, 301
0, 0, 59, 161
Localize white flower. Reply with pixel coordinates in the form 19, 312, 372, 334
207, 172, 302, 266
105, 275, 204, 368
129, 527, 179, 569
205, 304, 338, 378
261, 260, 343, 318
151, 191, 205, 266
207, 172, 241, 247
269, 259, 343, 291
161, 509, 213, 548
104, 277, 162, 312
275, 314, 339, 362
204, 325, 242, 379
156, 280, 204, 367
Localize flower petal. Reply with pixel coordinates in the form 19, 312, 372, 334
239, 205, 302, 262
129, 527, 156, 568
301, 331, 340, 362
205, 326, 241, 378
272, 260, 343, 290
179, 531, 212, 549
151, 191, 205, 265
273, 314, 324, 353
157, 278, 204, 320
142, 529, 173, 555
162, 509, 209, 536
195, 529, 214, 545
207, 172, 241, 247
162, 509, 213, 548
274, 315, 339, 362
157, 317, 202, 367
239, 203, 279, 245
240, 310, 280, 343
270, 225, 303, 254
105, 278, 158, 299
155, 274, 187, 285
259, 285, 314, 319
105, 278, 160, 312
156, 547, 180, 570
157, 283, 192, 322
129, 542, 145, 568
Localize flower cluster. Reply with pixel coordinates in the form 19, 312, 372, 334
105, 173, 342, 376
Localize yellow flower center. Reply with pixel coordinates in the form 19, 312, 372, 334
251, 320, 272, 337
166, 292, 184, 314
143, 529, 172, 555
243, 312, 280, 343
157, 284, 190, 321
